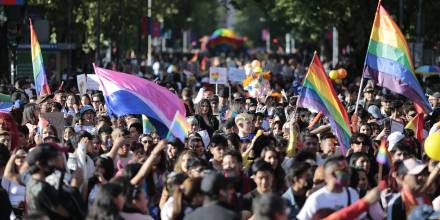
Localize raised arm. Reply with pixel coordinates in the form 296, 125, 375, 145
3, 151, 19, 183
130, 140, 167, 185
106, 136, 125, 160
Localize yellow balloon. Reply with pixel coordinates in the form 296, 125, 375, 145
251, 60, 261, 68
425, 132, 440, 160
329, 70, 339, 80
337, 68, 348, 79
253, 66, 263, 73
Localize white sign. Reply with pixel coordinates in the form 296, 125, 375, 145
228, 68, 246, 83
77, 74, 101, 94
209, 67, 228, 84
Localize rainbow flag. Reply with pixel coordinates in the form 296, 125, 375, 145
0, 0, 25, 5
242, 71, 271, 98
376, 139, 392, 167
297, 52, 351, 153
405, 113, 424, 143
363, 4, 431, 114
0, 93, 13, 112
94, 65, 186, 138
30, 19, 51, 96
142, 114, 156, 134
207, 28, 244, 51
166, 111, 190, 142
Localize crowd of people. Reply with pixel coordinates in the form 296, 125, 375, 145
0, 52, 440, 220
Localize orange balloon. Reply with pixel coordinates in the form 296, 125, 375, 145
337, 68, 348, 79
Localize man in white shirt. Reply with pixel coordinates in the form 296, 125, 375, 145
297, 155, 361, 220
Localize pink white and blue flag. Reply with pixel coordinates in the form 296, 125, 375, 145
93, 65, 186, 137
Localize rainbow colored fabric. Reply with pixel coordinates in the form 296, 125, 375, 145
166, 111, 190, 142
376, 139, 392, 166
0, 93, 13, 112
297, 52, 351, 153
363, 4, 431, 113
94, 65, 186, 138
30, 19, 51, 96
207, 28, 244, 51
405, 113, 424, 143
242, 72, 271, 98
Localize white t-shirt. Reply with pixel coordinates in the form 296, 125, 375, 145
297, 186, 360, 220
1, 177, 25, 206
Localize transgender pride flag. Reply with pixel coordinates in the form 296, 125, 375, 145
93, 65, 186, 137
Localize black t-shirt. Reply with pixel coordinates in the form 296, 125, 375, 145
240, 190, 261, 212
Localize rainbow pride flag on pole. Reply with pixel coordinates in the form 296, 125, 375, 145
405, 113, 424, 143
94, 65, 186, 138
166, 111, 190, 142
297, 52, 351, 153
30, 19, 51, 96
363, 3, 431, 114
142, 115, 156, 134
376, 139, 392, 168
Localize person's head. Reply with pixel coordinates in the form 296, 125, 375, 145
41, 125, 57, 140
272, 121, 283, 137
223, 118, 238, 134
320, 133, 336, 156
14, 149, 27, 168
253, 193, 288, 220
187, 116, 200, 133
94, 156, 115, 181
139, 134, 154, 153
166, 139, 184, 160
54, 90, 66, 106
37, 95, 54, 113
363, 87, 375, 101
80, 94, 91, 106
286, 162, 312, 192
358, 123, 372, 136
381, 94, 393, 113
235, 113, 254, 136
302, 133, 319, 153
197, 99, 213, 116
187, 133, 205, 157
201, 171, 228, 201
251, 160, 274, 194
91, 93, 104, 110
27, 143, 65, 176
391, 142, 412, 162
174, 150, 197, 173
245, 97, 257, 111
428, 92, 440, 108
260, 147, 279, 169
71, 130, 93, 154
349, 133, 371, 154
209, 95, 219, 112
397, 158, 429, 193
89, 183, 126, 218
80, 105, 96, 125
323, 155, 350, 191
124, 185, 149, 214
356, 169, 369, 195
128, 122, 142, 140
186, 156, 206, 178
22, 103, 39, 125
222, 150, 243, 177
172, 177, 204, 215
0, 130, 10, 149
209, 134, 227, 162
63, 126, 75, 142
66, 93, 78, 107
349, 152, 371, 173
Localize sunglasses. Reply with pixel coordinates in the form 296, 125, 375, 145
142, 140, 153, 144
354, 140, 368, 145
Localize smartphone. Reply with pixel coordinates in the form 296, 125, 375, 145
384, 119, 391, 135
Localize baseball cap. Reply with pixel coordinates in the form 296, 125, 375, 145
201, 171, 227, 196
400, 158, 427, 175
80, 105, 96, 116
387, 132, 405, 152
364, 87, 374, 93
36, 94, 54, 105
409, 204, 440, 220
367, 105, 382, 119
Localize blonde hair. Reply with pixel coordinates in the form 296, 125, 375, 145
235, 113, 253, 125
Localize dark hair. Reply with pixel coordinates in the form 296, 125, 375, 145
22, 103, 38, 125
98, 126, 113, 135
196, 99, 213, 116
349, 133, 370, 145
320, 133, 336, 141
252, 193, 286, 220
128, 122, 142, 134
209, 134, 228, 149
294, 149, 316, 165
71, 130, 93, 149
392, 142, 414, 156
286, 162, 311, 183
225, 133, 240, 151
123, 185, 145, 213
96, 156, 115, 181
186, 156, 205, 170
223, 150, 243, 164
251, 160, 273, 175
349, 152, 369, 168
86, 183, 124, 220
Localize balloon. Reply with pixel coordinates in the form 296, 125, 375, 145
337, 68, 348, 79
329, 70, 339, 80
251, 60, 261, 68
335, 79, 342, 84
253, 66, 263, 73
425, 132, 440, 160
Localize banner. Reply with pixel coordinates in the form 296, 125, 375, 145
228, 68, 246, 83
209, 67, 228, 84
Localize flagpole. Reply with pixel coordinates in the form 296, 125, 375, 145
355, 0, 382, 114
